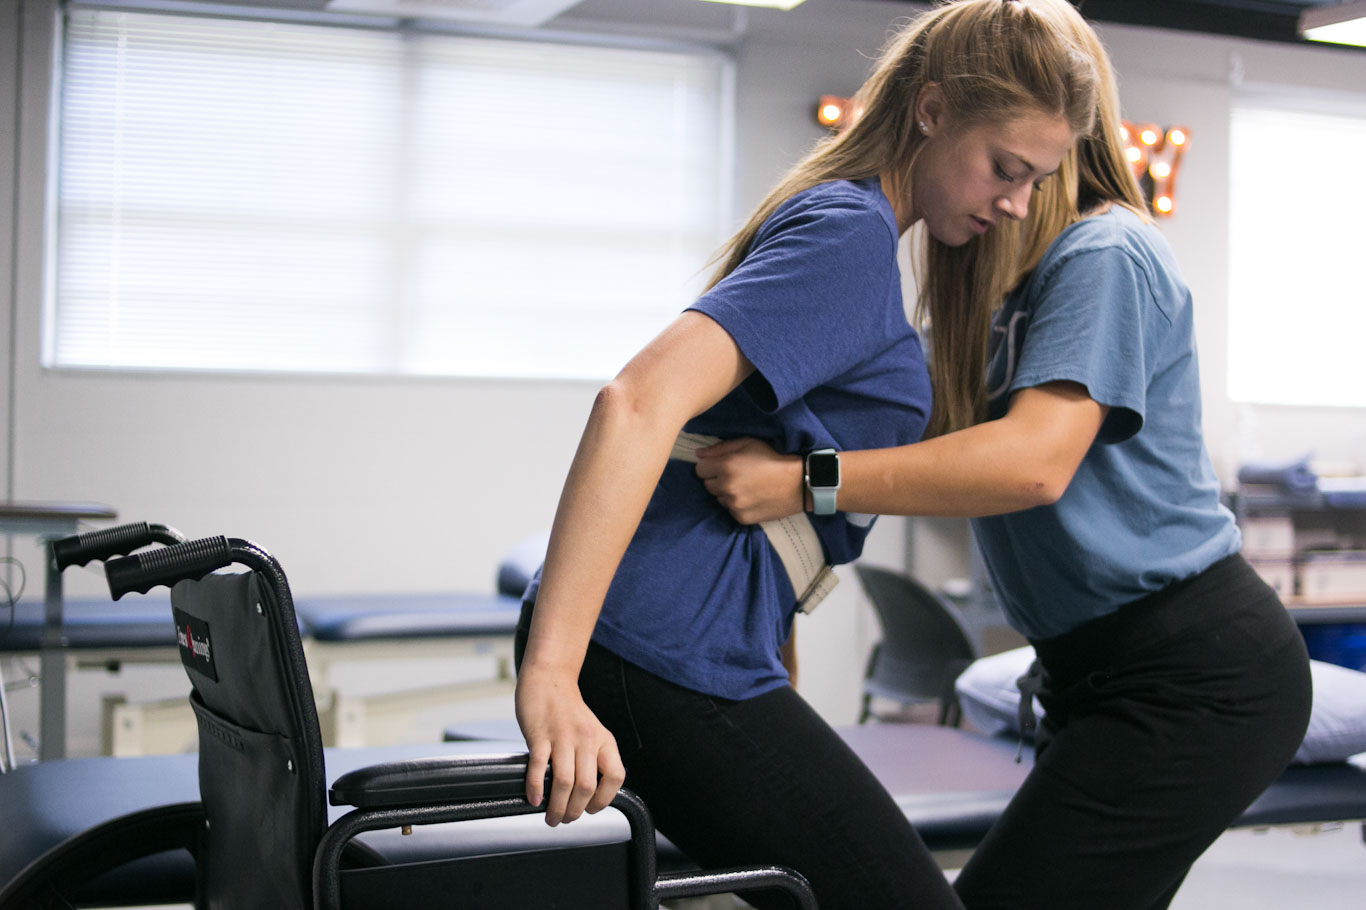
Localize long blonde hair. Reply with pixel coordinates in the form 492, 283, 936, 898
1016, 9, 1148, 280
704, 0, 1101, 438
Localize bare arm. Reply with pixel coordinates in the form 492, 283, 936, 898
696, 382, 1107, 522
516, 311, 754, 824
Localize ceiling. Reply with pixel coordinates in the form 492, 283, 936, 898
567, 1, 1366, 51
1072, 1, 1355, 45
119, 0, 1366, 50
867, 1, 1348, 47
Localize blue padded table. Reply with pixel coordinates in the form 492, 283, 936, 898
0, 596, 174, 653
295, 592, 522, 642
444, 719, 1366, 851
840, 724, 1031, 852
291, 593, 523, 748
2, 592, 524, 756
840, 723, 1366, 852
2, 595, 200, 758
1, 591, 520, 653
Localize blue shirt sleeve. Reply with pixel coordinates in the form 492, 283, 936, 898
1010, 241, 1171, 444
687, 185, 901, 412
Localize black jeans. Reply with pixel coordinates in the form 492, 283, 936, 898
952, 553, 1313, 910
516, 601, 963, 910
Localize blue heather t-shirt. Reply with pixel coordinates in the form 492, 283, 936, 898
542, 178, 930, 700
972, 206, 1240, 640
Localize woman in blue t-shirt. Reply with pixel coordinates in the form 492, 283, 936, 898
696, 13, 1313, 910
514, 2, 1104, 907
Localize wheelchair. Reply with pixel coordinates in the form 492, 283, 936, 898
0, 525, 816, 909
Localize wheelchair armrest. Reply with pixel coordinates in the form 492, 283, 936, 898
319, 758, 819, 910
329, 752, 553, 809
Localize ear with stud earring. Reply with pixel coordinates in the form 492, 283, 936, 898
918, 120, 929, 135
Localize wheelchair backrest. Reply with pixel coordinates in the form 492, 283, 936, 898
110, 537, 327, 910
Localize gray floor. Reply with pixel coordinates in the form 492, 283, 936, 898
1166, 823, 1366, 909
937, 824, 1366, 909
125, 822, 1366, 909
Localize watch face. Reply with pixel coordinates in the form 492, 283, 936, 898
807, 452, 840, 487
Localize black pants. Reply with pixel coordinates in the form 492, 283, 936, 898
953, 553, 1313, 910
515, 603, 963, 910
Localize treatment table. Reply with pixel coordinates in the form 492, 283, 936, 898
0, 592, 522, 755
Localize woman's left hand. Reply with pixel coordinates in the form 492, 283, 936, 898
695, 437, 805, 524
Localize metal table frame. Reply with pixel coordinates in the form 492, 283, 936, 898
0, 501, 117, 765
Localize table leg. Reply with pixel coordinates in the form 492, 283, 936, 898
39, 548, 66, 760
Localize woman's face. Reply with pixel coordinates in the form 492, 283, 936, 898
909, 109, 1075, 246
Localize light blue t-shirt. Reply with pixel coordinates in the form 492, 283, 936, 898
972, 206, 1240, 640
530, 178, 931, 700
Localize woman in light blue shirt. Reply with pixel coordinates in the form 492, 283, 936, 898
696, 14, 1312, 910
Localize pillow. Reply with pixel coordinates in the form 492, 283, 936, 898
954, 645, 1366, 765
1297, 659, 1366, 764
954, 646, 1041, 740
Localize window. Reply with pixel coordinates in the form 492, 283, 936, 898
49, 8, 732, 380
1227, 97, 1366, 406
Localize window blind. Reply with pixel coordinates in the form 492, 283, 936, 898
51, 8, 731, 379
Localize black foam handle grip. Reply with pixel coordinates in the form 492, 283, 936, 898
53, 522, 183, 571
106, 536, 233, 600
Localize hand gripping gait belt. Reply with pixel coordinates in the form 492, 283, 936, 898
670, 432, 839, 614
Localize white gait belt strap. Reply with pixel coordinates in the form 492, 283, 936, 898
670, 432, 839, 614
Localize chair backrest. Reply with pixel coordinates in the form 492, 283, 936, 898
108, 537, 324, 910
854, 564, 979, 722
495, 531, 550, 599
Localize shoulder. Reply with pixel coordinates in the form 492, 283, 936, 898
1044, 206, 1155, 261
762, 179, 897, 246
1034, 207, 1175, 289
1028, 206, 1191, 325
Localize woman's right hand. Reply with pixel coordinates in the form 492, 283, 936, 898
694, 437, 806, 524
515, 665, 626, 826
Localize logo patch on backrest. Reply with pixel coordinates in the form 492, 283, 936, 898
173, 607, 218, 682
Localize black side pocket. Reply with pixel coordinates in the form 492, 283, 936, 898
191, 691, 312, 910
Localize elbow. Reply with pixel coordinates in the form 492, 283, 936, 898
589, 368, 695, 445
590, 379, 639, 425
589, 378, 657, 437
1031, 480, 1067, 508
1016, 468, 1072, 509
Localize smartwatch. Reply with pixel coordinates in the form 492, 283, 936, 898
804, 448, 841, 516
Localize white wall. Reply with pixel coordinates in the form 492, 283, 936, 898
4, 0, 1366, 738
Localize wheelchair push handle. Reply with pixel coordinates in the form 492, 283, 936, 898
53, 521, 187, 571
105, 536, 234, 599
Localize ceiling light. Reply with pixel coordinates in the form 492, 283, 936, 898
696, 0, 808, 10
1300, 0, 1366, 48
